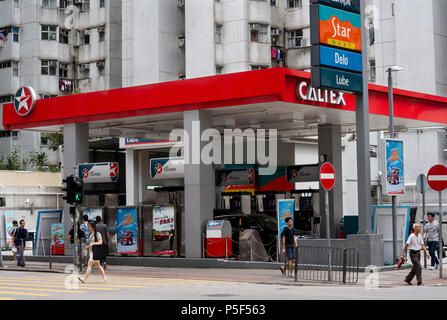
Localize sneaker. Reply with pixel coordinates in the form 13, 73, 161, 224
429, 266, 435, 270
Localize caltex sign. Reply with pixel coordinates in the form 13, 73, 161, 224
78, 162, 119, 183
14, 86, 37, 117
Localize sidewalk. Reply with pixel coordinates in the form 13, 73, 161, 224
1, 258, 446, 287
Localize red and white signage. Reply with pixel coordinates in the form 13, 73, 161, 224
320, 162, 335, 191
427, 164, 447, 192
14, 86, 37, 117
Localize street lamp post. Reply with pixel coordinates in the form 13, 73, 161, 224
387, 66, 403, 265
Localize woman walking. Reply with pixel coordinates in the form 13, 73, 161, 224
79, 221, 107, 283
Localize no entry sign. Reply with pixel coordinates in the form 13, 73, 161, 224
320, 162, 335, 190
427, 164, 447, 192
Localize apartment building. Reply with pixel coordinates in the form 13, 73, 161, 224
0, 0, 122, 164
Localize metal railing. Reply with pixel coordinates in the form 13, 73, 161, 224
293, 245, 359, 284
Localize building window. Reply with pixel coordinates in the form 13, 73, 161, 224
81, 0, 90, 12
271, 0, 277, 6
0, 61, 11, 69
59, 0, 68, 9
251, 65, 269, 70
42, 0, 57, 7
81, 30, 90, 45
250, 24, 269, 43
41, 134, 48, 146
40, 94, 57, 99
287, 29, 305, 48
287, 0, 302, 8
79, 63, 90, 78
41, 60, 57, 75
215, 24, 222, 44
369, 60, 376, 82
98, 27, 105, 42
12, 61, 18, 77
216, 65, 223, 75
59, 28, 69, 44
0, 96, 14, 104
13, 0, 19, 9
42, 25, 57, 41
99, 0, 105, 8
59, 62, 69, 78
13, 27, 19, 42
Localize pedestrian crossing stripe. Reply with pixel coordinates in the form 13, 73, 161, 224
0, 280, 117, 291
0, 286, 86, 294
0, 297, 16, 300
8, 275, 233, 286
0, 291, 50, 297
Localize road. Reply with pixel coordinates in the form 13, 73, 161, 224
0, 269, 446, 300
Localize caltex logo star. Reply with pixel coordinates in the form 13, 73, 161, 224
14, 87, 36, 116
155, 163, 163, 174
109, 162, 119, 178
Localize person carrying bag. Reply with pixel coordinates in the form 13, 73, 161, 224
78, 221, 107, 284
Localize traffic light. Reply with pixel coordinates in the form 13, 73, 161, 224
62, 175, 75, 204
73, 177, 83, 205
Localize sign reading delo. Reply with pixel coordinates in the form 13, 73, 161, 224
312, 45, 362, 72
78, 162, 119, 183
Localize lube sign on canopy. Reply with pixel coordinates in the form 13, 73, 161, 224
310, 0, 363, 93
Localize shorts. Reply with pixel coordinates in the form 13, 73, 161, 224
81, 243, 88, 257
88, 251, 99, 263
285, 247, 295, 261
11, 247, 17, 253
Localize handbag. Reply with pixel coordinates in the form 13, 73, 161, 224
91, 232, 107, 261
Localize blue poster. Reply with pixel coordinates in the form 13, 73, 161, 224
4, 211, 15, 246
277, 199, 295, 248
385, 139, 404, 195
116, 207, 138, 255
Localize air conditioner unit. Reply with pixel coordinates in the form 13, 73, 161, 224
80, 63, 90, 70
178, 36, 185, 47
251, 24, 262, 31
96, 60, 105, 69
177, 0, 185, 8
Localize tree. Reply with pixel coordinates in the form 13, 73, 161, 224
46, 133, 64, 151
6, 149, 20, 170
30, 151, 48, 171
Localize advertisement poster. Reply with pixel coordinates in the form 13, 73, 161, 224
116, 207, 138, 255
4, 211, 15, 246
83, 208, 103, 222
50, 223, 65, 255
277, 199, 295, 253
152, 206, 176, 256
385, 139, 404, 195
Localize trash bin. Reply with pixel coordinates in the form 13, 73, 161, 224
205, 220, 232, 258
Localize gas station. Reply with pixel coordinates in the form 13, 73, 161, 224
3, 67, 447, 266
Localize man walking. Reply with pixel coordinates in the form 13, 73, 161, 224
95, 216, 109, 269
13, 220, 28, 267
280, 217, 298, 277
80, 215, 91, 267
401, 223, 430, 286
424, 213, 440, 270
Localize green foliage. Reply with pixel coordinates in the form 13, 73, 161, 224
6, 149, 20, 170
46, 133, 64, 151
30, 151, 48, 171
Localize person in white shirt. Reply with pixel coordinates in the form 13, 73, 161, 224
401, 223, 430, 286
423, 213, 440, 270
